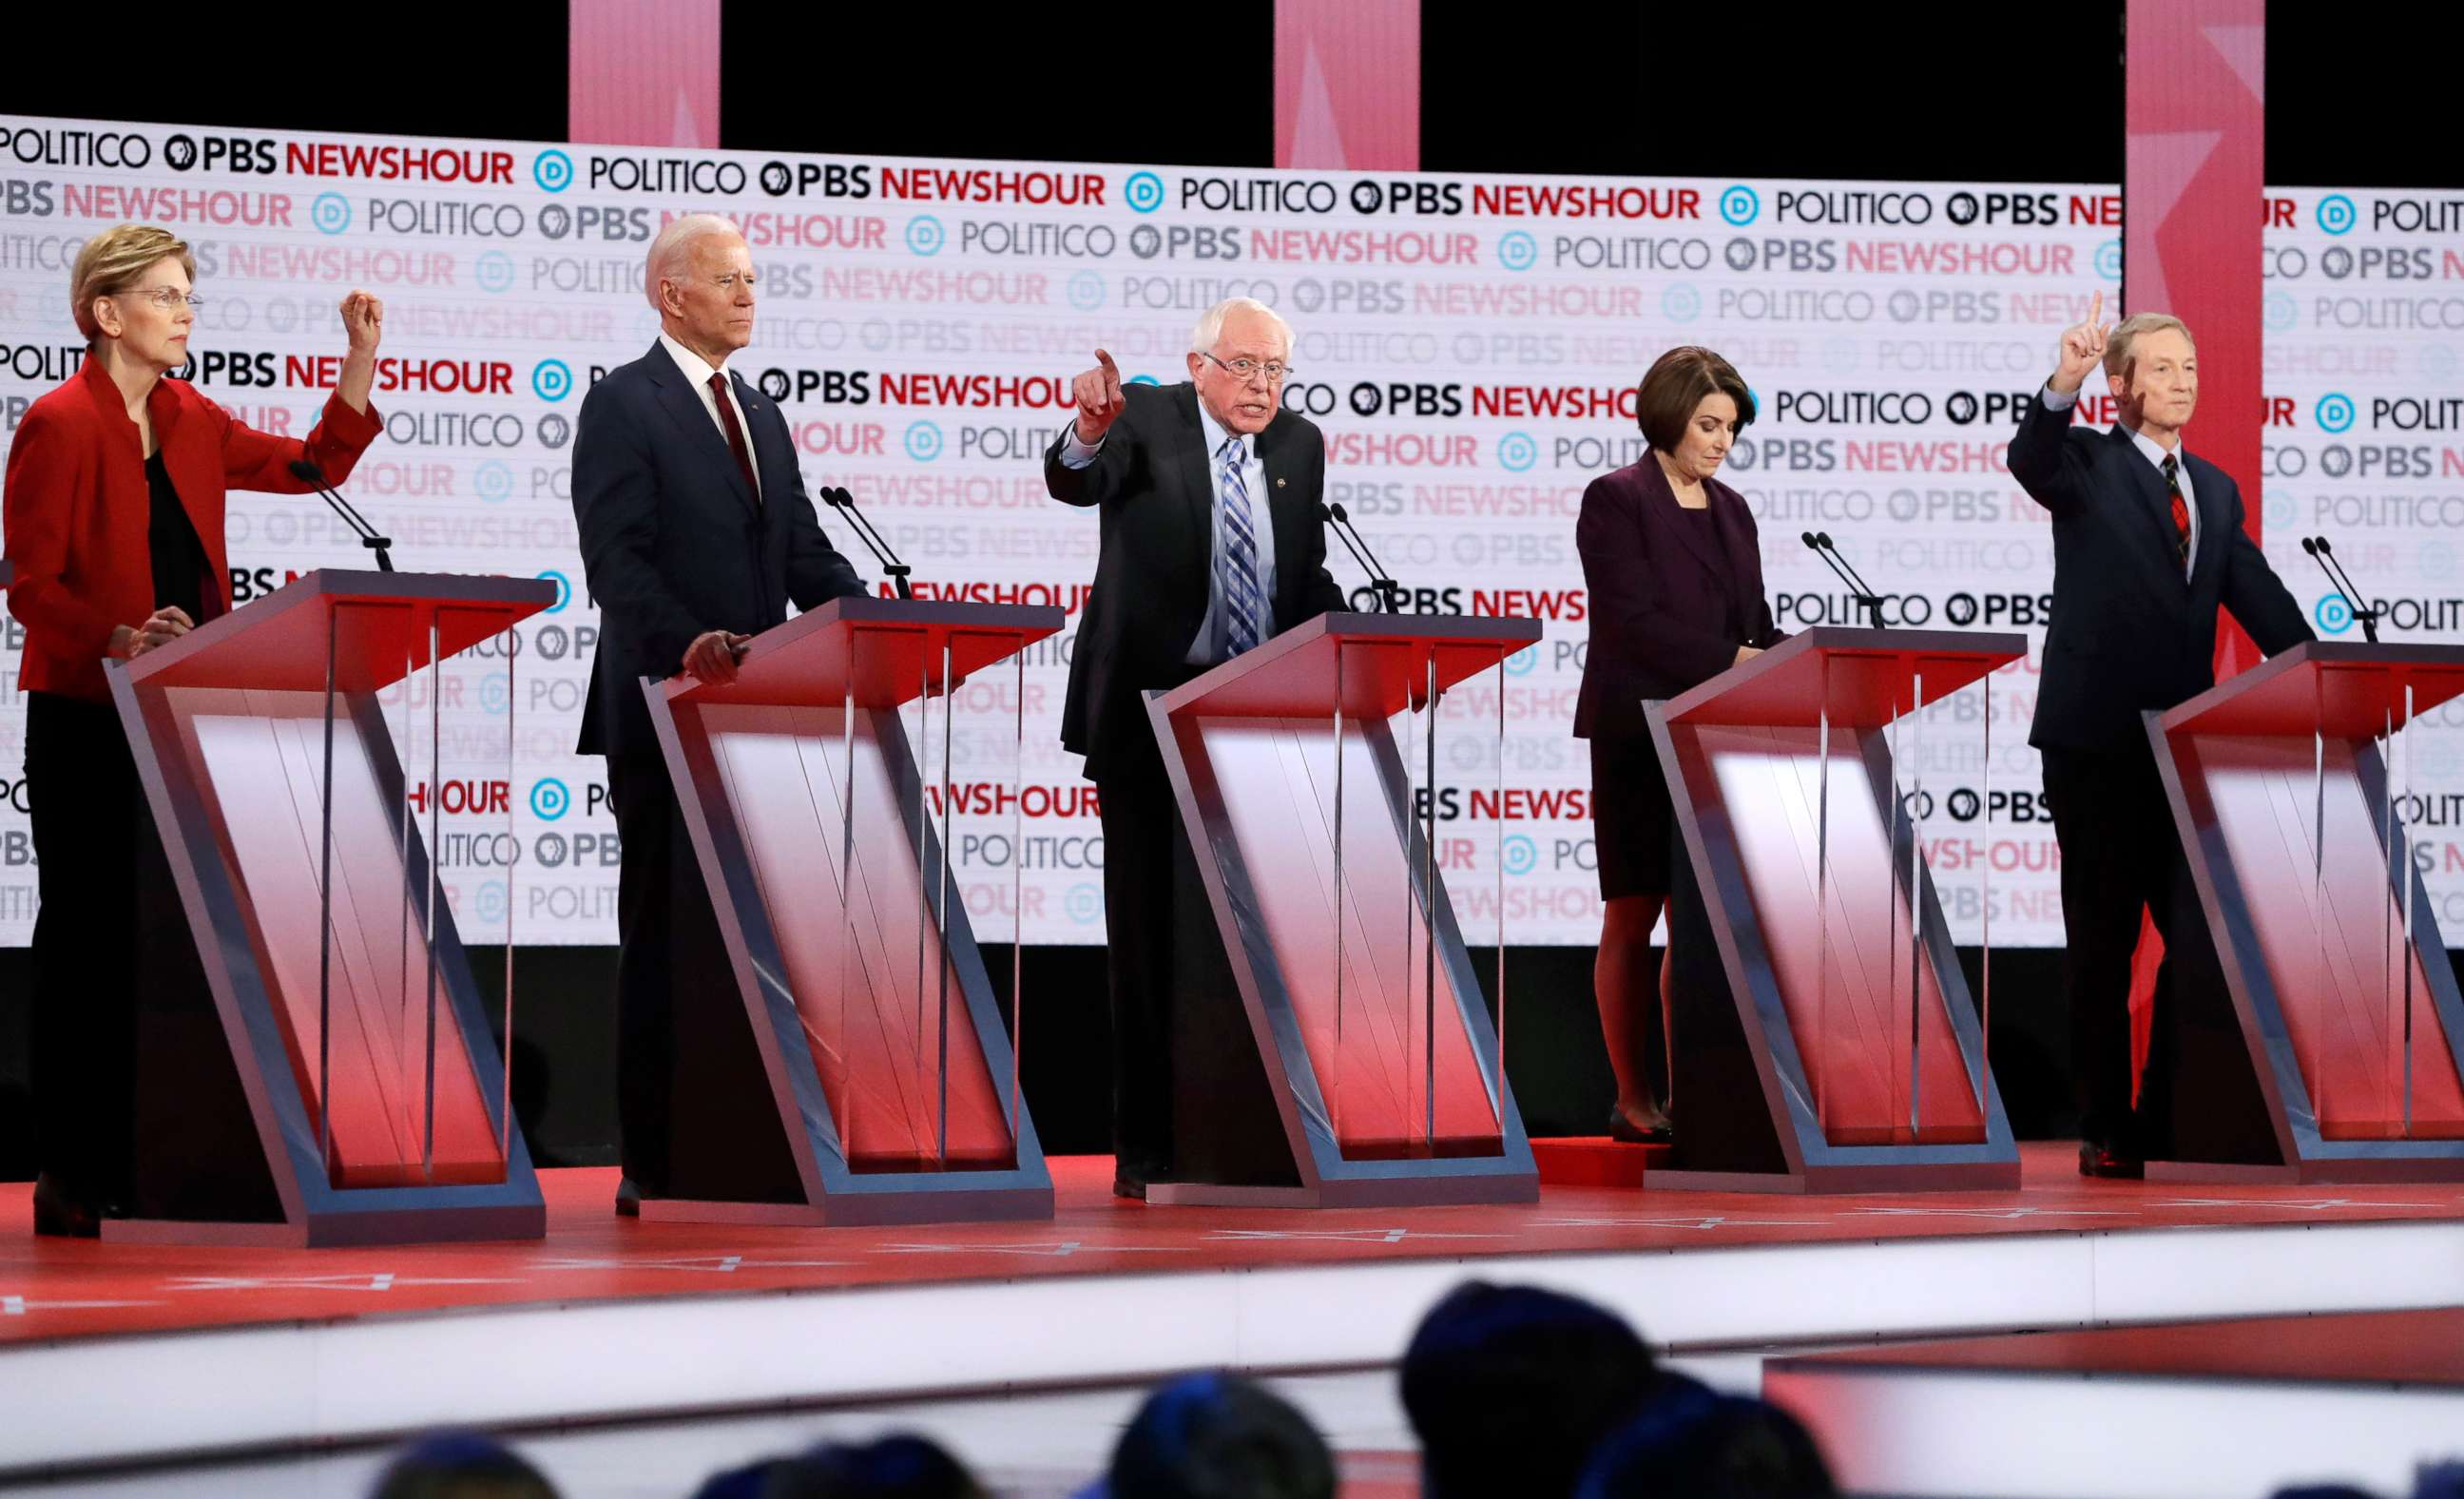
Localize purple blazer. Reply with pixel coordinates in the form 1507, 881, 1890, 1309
1573, 457, 1782, 740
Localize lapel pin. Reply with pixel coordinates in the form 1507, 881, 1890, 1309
1275, 477, 1286, 488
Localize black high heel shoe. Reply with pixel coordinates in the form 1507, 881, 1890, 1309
1607, 1105, 1675, 1145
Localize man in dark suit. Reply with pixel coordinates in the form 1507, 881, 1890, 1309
2010, 290, 2311, 1177
572, 213, 867, 1212
1047, 298, 1346, 1198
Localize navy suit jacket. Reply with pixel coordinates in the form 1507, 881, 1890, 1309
1574, 458, 1781, 740
571, 340, 867, 758
2007, 394, 2311, 753
1044, 381, 1345, 782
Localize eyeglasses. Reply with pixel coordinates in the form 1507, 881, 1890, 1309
1200, 351, 1292, 384
121, 287, 203, 311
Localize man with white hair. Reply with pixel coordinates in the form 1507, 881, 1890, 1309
573, 212, 868, 1214
1049, 298, 1347, 1198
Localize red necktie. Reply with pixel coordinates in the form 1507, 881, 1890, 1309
2162, 453, 2188, 572
709, 371, 760, 505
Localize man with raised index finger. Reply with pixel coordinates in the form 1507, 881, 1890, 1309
1046, 298, 1347, 1199
2008, 288, 2311, 1178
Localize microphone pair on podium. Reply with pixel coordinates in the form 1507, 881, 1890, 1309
287, 459, 395, 572
1800, 530, 1888, 628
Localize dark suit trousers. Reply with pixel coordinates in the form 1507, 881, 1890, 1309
606, 748, 799, 1201
26, 692, 142, 1207
2042, 741, 2181, 1150
1096, 706, 1184, 1181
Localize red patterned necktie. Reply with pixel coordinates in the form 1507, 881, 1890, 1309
709, 370, 760, 505
2162, 453, 2189, 572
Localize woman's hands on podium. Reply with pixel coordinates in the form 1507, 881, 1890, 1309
2049, 288, 2111, 395
1070, 349, 1126, 445
111, 605, 195, 661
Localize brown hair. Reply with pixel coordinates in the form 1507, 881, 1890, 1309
69, 224, 196, 342
1634, 346, 1754, 452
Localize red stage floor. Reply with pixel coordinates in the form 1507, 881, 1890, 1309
8, 1143, 2463, 1348
5, 1143, 2463, 1480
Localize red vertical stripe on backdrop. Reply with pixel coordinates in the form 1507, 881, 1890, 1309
1275, 0, 1419, 170
2121, 0, 2264, 1087
568, 0, 722, 148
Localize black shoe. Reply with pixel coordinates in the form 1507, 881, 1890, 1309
31, 1174, 103, 1240
1111, 1173, 1147, 1201
2078, 1142, 2144, 1179
1607, 1105, 1675, 1145
614, 1177, 643, 1217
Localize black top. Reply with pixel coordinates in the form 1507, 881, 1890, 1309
144, 451, 210, 625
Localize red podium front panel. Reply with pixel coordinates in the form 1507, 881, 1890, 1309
1145, 612, 1539, 1208
1649, 627, 2024, 1192
2152, 642, 2464, 1180
107, 569, 551, 1245
645, 597, 1057, 1225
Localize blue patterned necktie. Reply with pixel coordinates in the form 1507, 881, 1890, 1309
1218, 435, 1265, 657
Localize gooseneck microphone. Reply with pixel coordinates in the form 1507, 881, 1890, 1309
2302, 535, 2381, 644
1327, 502, 1404, 612
288, 458, 395, 572
1315, 502, 1387, 610
1800, 531, 1886, 627
821, 485, 914, 599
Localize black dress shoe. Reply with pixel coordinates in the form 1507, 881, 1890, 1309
1110, 1173, 1147, 1201
31, 1174, 103, 1240
614, 1177, 643, 1217
2078, 1142, 2144, 1179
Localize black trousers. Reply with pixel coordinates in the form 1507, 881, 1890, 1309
26, 692, 143, 1209
2042, 740, 2182, 1151
605, 748, 798, 1201
1095, 717, 1183, 1181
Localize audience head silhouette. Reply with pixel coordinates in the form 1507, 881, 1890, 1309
1098, 1372, 1336, 1499
1574, 1379, 1835, 1498
368, 1432, 558, 1499
1400, 1280, 1661, 1499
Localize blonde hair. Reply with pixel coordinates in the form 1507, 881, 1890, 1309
2104, 313, 2195, 384
69, 224, 196, 343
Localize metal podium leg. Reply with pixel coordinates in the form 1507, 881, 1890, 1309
1908, 669, 1925, 1142
1424, 652, 1439, 1152
1816, 657, 1832, 1138
1331, 642, 1346, 1144
1978, 664, 1992, 1113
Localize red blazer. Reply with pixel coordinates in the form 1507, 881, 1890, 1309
1573, 457, 1782, 740
3, 356, 379, 701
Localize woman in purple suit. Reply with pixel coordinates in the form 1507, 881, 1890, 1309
1574, 347, 1781, 1142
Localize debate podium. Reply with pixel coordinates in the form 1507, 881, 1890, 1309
1143, 612, 1541, 1208
2146, 641, 2464, 1181
643, 596, 1060, 1225
1646, 626, 2025, 1192
105, 570, 553, 1246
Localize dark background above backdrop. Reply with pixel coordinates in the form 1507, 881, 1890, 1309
2, 4, 2455, 1166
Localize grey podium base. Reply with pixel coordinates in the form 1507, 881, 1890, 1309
103, 1203, 547, 1249
635, 1186, 1054, 1228
1147, 1173, 1538, 1210
2146, 1157, 2464, 1186
1645, 1161, 2022, 1196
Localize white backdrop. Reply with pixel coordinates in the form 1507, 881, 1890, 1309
1, 115, 2457, 947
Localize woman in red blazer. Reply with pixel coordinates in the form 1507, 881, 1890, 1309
1573, 347, 1781, 1143
2, 223, 383, 1235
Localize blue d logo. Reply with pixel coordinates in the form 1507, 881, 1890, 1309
1124, 171, 1166, 214
534, 150, 575, 193
1719, 185, 1760, 226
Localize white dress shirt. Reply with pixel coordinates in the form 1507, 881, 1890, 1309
661, 332, 761, 502
1057, 404, 1280, 664
2039, 383, 2197, 573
